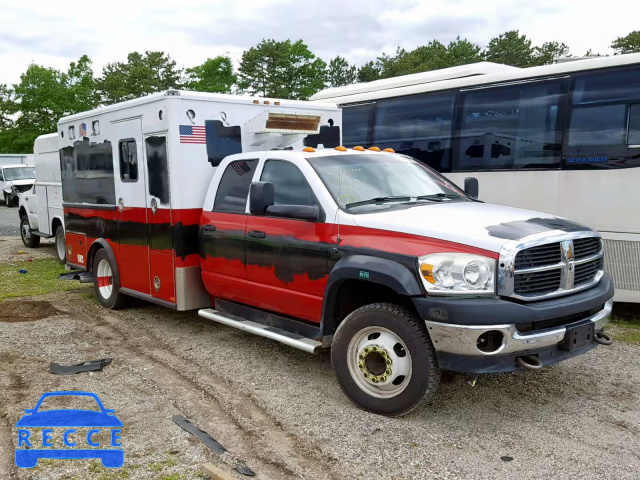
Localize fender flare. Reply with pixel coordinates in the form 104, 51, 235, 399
320, 255, 423, 336
87, 239, 121, 291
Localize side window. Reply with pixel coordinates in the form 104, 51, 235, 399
373, 92, 455, 172
568, 105, 627, 147
145, 136, 169, 205
629, 104, 640, 146
261, 160, 316, 206
119, 139, 138, 182
342, 103, 374, 147
213, 159, 258, 213
60, 140, 116, 205
456, 80, 565, 171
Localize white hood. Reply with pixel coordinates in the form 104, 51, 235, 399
6, 179, 35, 187
350, 201, 592, 253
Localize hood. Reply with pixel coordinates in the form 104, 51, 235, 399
6, 179, 35, 187
351, 201, 592, 253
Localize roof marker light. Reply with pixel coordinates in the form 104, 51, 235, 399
383, 148, 395, 153
253, 100, 259, 104
334, 146, 347, 151
275, 102, 280, 106
368, 146, 381, 152
353, 146, 365, 151
303, 147, 316, 152
264, 101, 270, 105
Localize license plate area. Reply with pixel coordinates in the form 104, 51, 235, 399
561, 322, 595, 352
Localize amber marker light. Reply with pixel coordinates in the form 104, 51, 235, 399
303, 147, 316, 152
334, 146, 347, 151
368, 146, 381, 151
420, 264, 436, 284
383, 148, 395, 153
353, 146, 365, 151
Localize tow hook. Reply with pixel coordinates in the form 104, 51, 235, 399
594, 331, 613, 346
516, 355, 543, 370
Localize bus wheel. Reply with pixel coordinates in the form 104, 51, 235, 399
20, 215, 40, 248
92, 249, 126, 309
331, 303, 440, 416
54, 226, 66, 264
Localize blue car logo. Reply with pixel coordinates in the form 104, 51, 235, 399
15, 391, 123, 468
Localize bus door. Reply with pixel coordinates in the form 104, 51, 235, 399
144, 133, 175, 303
112, 119, 151, 295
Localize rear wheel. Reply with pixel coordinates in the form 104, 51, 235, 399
331, 303, 440, 416
92, 249, 126, 309
20, 215, 40, 248
54, 225, 66, 264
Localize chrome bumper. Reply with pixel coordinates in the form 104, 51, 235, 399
425, 299, 613, 357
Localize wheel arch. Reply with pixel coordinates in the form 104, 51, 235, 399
18, 205, 28, 220
51, 216, 63, 234
320, 255, 423, 337
87, 239, 121, 290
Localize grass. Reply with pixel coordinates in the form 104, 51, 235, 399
610, 303, 640, 345
0, 257, 89, 301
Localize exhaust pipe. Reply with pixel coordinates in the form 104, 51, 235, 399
594, 331, 613, 345
516, 355, 543, 370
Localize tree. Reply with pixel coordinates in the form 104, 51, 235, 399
532, 41, 571, 66
67, 55, 100, 112
326, 56, 357, 87
185, 56, 236, 93
99, 51, 183, 104
357, 61, 381, 83
611, 31, 640, 54
484, 30, 535, 67
238, 39, 326, 99
0, 84, 17, 153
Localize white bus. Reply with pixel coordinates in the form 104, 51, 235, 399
311, 54, 640, 303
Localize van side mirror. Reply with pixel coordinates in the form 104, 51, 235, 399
249, 182, 274, 215
464, 177, 479, 199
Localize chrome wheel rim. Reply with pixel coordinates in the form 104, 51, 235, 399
21, 222, 31, 242
96, 259, 113, 299
347, 326, 412, 399
56, 232, 65, 261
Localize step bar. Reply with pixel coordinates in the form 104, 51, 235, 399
198, 308, 323, 354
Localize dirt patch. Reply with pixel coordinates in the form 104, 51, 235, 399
0, 300, 61, 322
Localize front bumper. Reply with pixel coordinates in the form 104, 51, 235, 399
412, 274, 614, 373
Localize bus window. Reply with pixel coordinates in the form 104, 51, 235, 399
372, 92, 455, 172
342, 103, 374, 147
456, 80, 565, 171
568, 104, 627, 147
629, 104, 640, 146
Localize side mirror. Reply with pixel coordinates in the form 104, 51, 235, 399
464, 177, 479, 199
266, 205, 320, 222
249, 182, 274, 215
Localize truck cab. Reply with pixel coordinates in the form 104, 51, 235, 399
197, 147, 614, 416
2, 164, 35, 207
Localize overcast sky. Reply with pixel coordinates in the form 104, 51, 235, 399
1, 0, 639, 85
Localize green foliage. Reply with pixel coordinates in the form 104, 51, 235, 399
357, 61, 382, 83
185, 56, 236, 93
238, 39, 326, 99
532, 41, 571, 66
326, 56, 357, 87
611, 31, 640, 55
484, 30, 535, 67
99, 51, 183, 104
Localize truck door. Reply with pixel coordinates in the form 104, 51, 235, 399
245, 159, 330, 323
112, 119, 151, 295
144, 134, 175, 303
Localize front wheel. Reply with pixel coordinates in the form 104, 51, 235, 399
92, 249, 126, 309
331, 303, 440, 416
54, 225, 66, 264
20, 215, 40, 248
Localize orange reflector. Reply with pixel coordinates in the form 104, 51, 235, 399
253, 100, 259, 104
383, 148, 395, 153
264, 101, 270, 105
368, 146, 381, 152
353, 146, 365, 151
303, 147, 316, 152
275, 102, 280, 106
334, 146, 347, 151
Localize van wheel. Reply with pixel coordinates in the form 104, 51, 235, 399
2, 192, 7, 206
331, 303, 440, 416
92, 249, 126, 309
20, 215, 40, 248
54, 226, 66, 264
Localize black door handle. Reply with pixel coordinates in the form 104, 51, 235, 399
248, 230, 266, 239
202, 224, 216, 232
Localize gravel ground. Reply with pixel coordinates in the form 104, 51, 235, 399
1, 237, 639, 479
0, 204, 20, 237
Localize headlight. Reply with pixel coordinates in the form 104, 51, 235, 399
418, 253, 496, 295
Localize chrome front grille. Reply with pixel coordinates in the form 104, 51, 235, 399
498, 233, 605, 301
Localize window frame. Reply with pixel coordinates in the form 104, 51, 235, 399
341, 102, 375, 147
118, 138, 138, 183
212, 158, 259, 214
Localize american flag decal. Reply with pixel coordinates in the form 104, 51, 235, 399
79, 122, 87, 137
179, 125, 206, 144
232, 161, 251, 176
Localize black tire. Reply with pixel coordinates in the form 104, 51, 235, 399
54, 225, 66, 264
2, 192, 7, 206
20, 215, 40, 248
92, 249, 126, 309
331, 303, 440, 416
5, 192, 15, 207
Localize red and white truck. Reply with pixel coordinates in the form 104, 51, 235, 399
54, 90, 613, 416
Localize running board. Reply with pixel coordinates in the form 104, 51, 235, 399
198, 308, 322, 354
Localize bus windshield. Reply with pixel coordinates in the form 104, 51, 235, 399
4, 167, 35, 181
307, 153, 469, 211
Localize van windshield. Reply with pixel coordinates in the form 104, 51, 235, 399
4, 167, 35, 181
307, 153, 469, 211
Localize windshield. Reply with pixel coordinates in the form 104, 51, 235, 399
307, 154, 469, 211
4, 167, 35, 181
